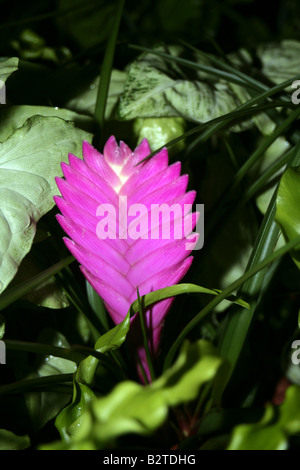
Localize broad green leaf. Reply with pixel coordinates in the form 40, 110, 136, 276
0, 105, 93, 142
118, 46, 240, 122
118, 46, 273, 135
0, 57, 19, 83
258, 40, 300, 85
0, 115, 92, 295
24, 328, 77, 431
0, 429, 30, 450
45, 339, 223, 449
227, 385, 300, 450
275, 165, 300, 269
91, 382, 166, 441
227, 406, 286, 450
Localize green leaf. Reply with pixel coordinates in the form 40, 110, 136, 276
133, 117, 186, 155
22, 276, 69, 310
118, 46, 243, 124
197, 150, 256, 312
258, 40, 300, 85
54, 357, 96, 443
254, 136, 291, 215
94, 311, 130, 354
9, 254, 69, 309
0, 429, 30, 450
24, 328, 77, 431
225, 48, 276, 136
275, 165, 300, 269
151, 340, 222, 406
55, 311, 130, 443
129, 283, 250, 318
0, 105, 94, 142
94, 0, 125, 148
227, 385, 300, 450
0, 115, 92, 295
0, 57, 19, 83
91, 382, 166, 441
118, 46, 274, 135
0, 256, 74, 311
45, 339, 223, 449
86, 281, 110, 331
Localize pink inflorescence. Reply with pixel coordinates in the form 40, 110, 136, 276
54, 136, 198, 380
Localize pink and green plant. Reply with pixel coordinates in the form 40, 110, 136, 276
54, 136, 198, 379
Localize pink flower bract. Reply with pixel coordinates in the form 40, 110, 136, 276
54, 136, 198, 380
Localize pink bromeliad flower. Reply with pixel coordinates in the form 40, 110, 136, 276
54, 136, 198, 380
